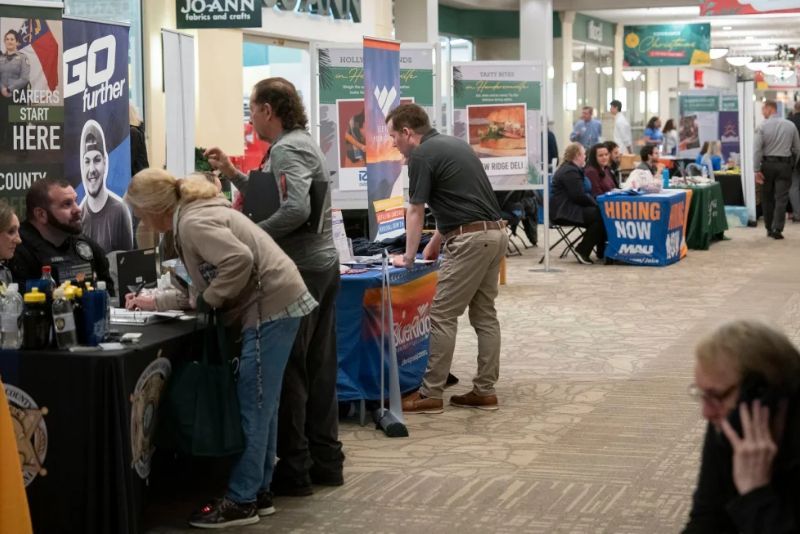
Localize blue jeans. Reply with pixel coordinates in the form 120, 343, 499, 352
226, 316, 301, 503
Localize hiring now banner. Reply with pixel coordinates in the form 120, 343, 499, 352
63, 18, 133, 252
0, 4, 63, 217
363, 37, 402, 240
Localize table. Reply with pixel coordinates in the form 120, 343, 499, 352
712, 171, 745, 206
336, 263, 438, 401
673, 182, 729, 250
598, 189, 690, 266
0, 320, 197, 534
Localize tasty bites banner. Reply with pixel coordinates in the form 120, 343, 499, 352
0, 5, 63, 217
599, 190, 688, 267
316, 45, 434, 192
452, 62, 543, 187
624, 24, 711, 67
701, 0, 800, 15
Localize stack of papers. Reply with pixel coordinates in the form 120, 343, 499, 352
109, 308, 184, 326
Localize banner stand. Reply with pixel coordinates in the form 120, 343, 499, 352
737, 81, 757, 224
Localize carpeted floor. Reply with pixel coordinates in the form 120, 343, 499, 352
146, 221, 800, 533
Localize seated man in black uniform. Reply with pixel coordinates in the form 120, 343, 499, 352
9, 178, 113, 294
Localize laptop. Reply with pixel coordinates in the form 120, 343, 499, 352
106, 248, 159, 306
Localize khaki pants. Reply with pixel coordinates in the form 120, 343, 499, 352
420, 228, 508, 399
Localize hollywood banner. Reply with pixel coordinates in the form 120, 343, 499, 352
63, 17, 133, 253
363, 37, 402, 240
0, 4, 63, 217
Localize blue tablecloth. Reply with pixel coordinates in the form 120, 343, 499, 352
336, 263, 438, 401
598, 189, 689, 266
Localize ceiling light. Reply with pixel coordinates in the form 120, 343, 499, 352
764, 64, 784, 76
571, 61, 585, 72
601, 66, 613, 76
723, 26, 733, 31
710, 48, 729, 60
622, 70, 641, 82
595, 67, 601, 74
726, 56, 753, 67
746, 62, 768, 71
746, 36, 755, 41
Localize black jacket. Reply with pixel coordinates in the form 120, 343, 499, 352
130, 124, 149, 176
9, 221, 114, 295
550, 162, 596, 226
683, 393, 800, 533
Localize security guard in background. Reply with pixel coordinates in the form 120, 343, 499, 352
754, 99, 800, 240
9, 178, 113, 293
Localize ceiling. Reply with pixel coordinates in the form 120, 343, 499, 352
439, 1, 800, 60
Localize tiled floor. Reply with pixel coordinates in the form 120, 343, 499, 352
147, 221, 800, 533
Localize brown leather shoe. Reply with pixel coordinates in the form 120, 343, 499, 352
402, 391, 444, 414
450, 391, 499, 411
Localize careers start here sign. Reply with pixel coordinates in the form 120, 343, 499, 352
598, 190, 689, 266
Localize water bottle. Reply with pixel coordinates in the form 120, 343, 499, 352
40, 265, 56, 299
52, 287, 78, 349
1, 283, 24, 349
701, 165, 708, 179
22, 288, 50, 350
81, 287, 106, 346
96, 281, 110, 340
662, 168, 670, 190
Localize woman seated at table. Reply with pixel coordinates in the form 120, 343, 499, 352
126, 168, 316, 528
584, 143, 616, 198
695, 141, 724, 173
551, 142, 607, 265
0, 199, 21, 287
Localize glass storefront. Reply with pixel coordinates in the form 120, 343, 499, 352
571, 43, 613, 123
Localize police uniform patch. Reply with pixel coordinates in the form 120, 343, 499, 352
75, 241, 94, 261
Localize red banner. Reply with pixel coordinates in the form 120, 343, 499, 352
701, 1, 800, 16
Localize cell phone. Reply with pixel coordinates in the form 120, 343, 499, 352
726, 372, 786, 436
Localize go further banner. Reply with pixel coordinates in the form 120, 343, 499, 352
599, 190, 688, 267
0, 5, 63, 217
316, 44, 434, 192
63, 18, 133, 253
452, 62, 543, 188
623, 24, 711, 67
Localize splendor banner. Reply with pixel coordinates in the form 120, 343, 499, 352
0, 5, 63, 216
624, 24, 711, 67
63, 18, 133, 253
316, 44, 434, 192
363, 37, 401, 240
701, 0, 800, 15
451, 61, 543, 188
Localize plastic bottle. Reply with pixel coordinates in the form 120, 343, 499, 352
662, 168, 670, 190
40, 265, 56, 299
96, 281, 110, 341
52, 288, 78, 349
22, 288, 50, 350
70, 286, 86, 345
1, 283, 24, 349
81, 286, 106, 346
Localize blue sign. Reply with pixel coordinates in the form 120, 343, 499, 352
598, 189, 688, 266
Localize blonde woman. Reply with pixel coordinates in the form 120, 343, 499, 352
0, 199, 21, 286
126, 169, 316, 528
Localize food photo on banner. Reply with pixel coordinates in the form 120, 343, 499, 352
623, 24, 711, 67
63, 17, 133, 253
598, 190, 688, 266
316, 44, 434, 193
363, 36, 402, 240
452, 62, 543, 188
0, 5, 64, 217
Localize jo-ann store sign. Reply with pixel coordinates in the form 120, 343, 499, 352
177, 0, 361, 29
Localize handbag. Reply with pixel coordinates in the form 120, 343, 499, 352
156, 308, 245, 457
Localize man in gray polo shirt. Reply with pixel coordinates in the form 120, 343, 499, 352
754, 99, 800, 239
387, 103, 508, 414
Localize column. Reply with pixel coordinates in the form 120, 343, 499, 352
520, 0, 554, 121
554, 11, 575, 151
394, 0, 437, 43
613, 23, 624, 111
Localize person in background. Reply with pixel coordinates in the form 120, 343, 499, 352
126, 168, 316, 528
637, 144, 661, 176
547, 121, 559, 170
696, 141, 723, 173
683, 320, 800, 533
386, 103, 507, 414
569, 106, 602, 149
788, 101, 800, 222
663, 119, 679, 156
550, 142, 606, 264
643, 116, 664, 146
609, 100, 632, 154
0, 199, 21, 287
0, 30, 29, 151
753, 99, 800, 240
205, 77, 344, 496
584, 143, 616, 198
9, 178, 113, 293
604, 140, 622, 187
129, 102, 149, 176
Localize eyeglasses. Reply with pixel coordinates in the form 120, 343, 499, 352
687, 383, 738, 406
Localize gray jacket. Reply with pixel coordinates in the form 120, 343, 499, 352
234, 128, 337, 272
0, 52, 30, 94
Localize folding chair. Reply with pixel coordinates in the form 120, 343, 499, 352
538, 221, 585, 264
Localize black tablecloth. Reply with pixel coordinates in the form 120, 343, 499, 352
0, 319, 197, 534
714, 172, 745, 206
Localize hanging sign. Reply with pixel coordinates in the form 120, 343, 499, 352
700, 0, 800, 16
624, 24, 711, 67
177, 0, 262, 29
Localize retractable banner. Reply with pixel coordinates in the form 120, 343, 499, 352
63, 18, 133, 253
678, 91, 739, 161
451, 61, 543, 188
0, 4, 63, 216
